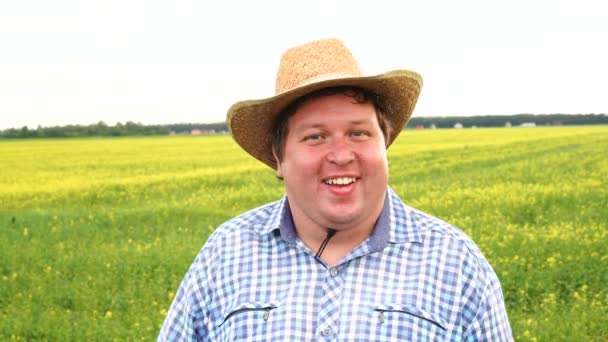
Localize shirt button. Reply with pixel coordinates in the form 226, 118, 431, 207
329, 267, 339, 277
322, 328, 333, 336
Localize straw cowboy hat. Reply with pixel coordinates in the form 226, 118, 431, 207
226, 38, 423, 169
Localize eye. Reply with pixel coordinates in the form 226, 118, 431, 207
351, 130, 370, 139
303, 134, 324, 143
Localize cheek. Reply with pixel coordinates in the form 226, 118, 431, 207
362, 144, 388, 165
287, 153, 320, 174
280, 149, 314, 178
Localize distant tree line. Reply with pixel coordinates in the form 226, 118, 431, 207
405, 113, 608, 129
0, 121, 227, 139
1, 114, 606, 139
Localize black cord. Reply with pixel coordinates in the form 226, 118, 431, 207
315, 228, 336, 258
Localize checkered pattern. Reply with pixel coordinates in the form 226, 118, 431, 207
158, 187, 513, 341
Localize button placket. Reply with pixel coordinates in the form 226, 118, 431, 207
317, 265, 343, 340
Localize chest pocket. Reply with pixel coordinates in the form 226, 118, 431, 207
372, 303, 448, 339
216, 302, 282, 341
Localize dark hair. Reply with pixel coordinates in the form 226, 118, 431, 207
271, 86, 392, 164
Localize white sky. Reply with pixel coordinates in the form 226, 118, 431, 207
1, 0, 606, 129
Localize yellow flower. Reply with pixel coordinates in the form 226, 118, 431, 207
105, 311, 112, 318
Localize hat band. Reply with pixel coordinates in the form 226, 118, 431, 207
283, 72, 360, 94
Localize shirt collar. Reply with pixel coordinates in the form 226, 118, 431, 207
385, 186, 423, 244
259, 186, 423, 247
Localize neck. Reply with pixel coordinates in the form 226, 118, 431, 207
293, 216, 379, 267
285, 191, 386, 267
314, 230, 367, 266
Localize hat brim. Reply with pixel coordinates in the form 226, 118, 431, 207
227, 69, 423, 169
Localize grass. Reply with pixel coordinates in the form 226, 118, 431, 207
1, 126, 607, 340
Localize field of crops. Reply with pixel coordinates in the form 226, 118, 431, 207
1, 126, 607, 341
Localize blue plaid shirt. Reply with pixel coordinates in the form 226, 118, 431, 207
159, 187, 512, 341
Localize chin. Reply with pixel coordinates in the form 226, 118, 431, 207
322, 212, 358, 226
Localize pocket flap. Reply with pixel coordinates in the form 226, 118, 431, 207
374, 304, 447, 330
220, 302, 279, 326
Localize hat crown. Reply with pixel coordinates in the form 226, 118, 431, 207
275, 39, 362, 95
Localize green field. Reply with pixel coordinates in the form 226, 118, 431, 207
1, 126, 607, 341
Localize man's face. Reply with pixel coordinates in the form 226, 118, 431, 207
275, 93, 389, 231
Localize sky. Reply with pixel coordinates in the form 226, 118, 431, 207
1, 0, 606, 129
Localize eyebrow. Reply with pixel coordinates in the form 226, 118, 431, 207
348, 119, 373, 125
298, 119, 374, 130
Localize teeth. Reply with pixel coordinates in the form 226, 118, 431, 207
324, 177, 357, 185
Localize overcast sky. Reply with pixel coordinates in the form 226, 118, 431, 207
1, 0, 606, 129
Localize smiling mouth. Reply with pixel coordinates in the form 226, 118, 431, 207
324, 177, 357, 185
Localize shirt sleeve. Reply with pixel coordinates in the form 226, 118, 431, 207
158, 250, 213, 341
462, 266, 513, 341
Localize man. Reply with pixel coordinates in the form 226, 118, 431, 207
159, 38, 513, 341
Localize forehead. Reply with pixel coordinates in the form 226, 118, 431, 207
288, 93, 377, 127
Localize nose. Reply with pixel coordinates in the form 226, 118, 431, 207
327, 137, 354, 165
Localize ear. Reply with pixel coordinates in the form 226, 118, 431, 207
272, 146, 284, 178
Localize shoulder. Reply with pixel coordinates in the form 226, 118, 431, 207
176, 197, 285, 303
410, 205, 478, 249
205, 197, 285, 245
416, 205, 492, 272
389, 188, 495, 277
